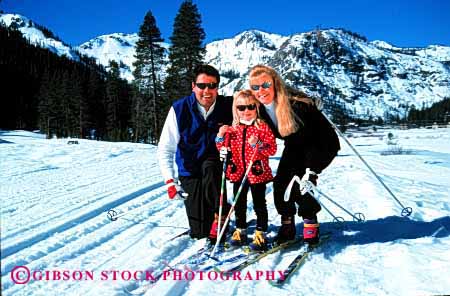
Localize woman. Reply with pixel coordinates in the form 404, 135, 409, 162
248, 65, 340, 244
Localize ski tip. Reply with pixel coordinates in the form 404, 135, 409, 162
268, 279, 284, 287
205, 254, 220, 262
123, 282, 152, 295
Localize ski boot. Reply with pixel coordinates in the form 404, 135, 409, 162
249, 229, 268, 251
230, 228, 247, 246
303, 218, 319, 245
275, 215, 296, 244
208, 213, 228, 246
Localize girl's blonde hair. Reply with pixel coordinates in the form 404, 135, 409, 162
249, 65, 299, 136
232, 90, 263, 128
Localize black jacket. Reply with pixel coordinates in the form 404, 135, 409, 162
259, 100, 340, 175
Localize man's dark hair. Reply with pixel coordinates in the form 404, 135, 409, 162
193, 64, 220, 84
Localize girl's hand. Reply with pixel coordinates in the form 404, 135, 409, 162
218, 125, 230, 137
248, 135, 259, 146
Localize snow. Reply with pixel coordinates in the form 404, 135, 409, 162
1, 127, 449, 295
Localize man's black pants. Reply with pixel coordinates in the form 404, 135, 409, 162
179, 159, 230, 239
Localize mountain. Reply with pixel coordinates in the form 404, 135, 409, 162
77, 33, 140, 82
74, 28, 450, 120
77, 33, 170, 82
205, 30, 289, 92
205, 29, 450, 120
2, 13, 450, 121
0, 14, 79, 60
0, 13, 169, 83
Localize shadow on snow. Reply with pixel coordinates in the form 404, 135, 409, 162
318, 215, 450, 258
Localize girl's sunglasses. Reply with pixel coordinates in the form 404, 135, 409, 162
250, 81, 272, 91
195, 82, 218, 90
236, 104, 257, 111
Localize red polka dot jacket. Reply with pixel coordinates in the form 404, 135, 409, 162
216, 121, 277, 184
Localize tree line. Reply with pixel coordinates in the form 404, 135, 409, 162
0, 0, 205, 143
407, 98, 450, 124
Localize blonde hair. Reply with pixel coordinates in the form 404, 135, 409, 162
232, 90, 263, 127
249, 65, 299, 137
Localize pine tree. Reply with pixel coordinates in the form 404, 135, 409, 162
85, 68, 106, 139
37, 70, 52, 137
66, 71, 83, 137
48, 71, 65, 138
132, 10, 166, 143
1, 23, 119, 137
164, 0, 206, 103
105, 60, 122, 141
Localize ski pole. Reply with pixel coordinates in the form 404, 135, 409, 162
284, 175, 358, 222
107, 204, 152, 221
313, 195, 345, 223
309, 182, 365, 222
217, 133, 231, 237
285, 176, 344, 223
210, 145, 260, 257
320, 111, 413, 217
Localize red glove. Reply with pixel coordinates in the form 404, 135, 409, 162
165, 179, 188, 200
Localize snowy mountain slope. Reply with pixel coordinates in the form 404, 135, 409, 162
0, 14, 79, 59
1, 128, 449, 296
77, 33, 169, 82
205, 30, 289, 93
206, 29, 450, 120
2, 12, 450, 120
372, 40, 450, 63
76, 25, 450, 120
77, 33, 141, 81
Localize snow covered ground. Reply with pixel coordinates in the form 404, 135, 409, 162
1, 127, 449, 296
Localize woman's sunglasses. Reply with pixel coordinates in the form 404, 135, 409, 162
250, 81, 272, 91
236, 104, 257, 111
195, 82, 218, 90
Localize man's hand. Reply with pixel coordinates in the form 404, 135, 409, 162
165, 179, 189, 200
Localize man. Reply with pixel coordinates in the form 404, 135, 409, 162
157, 64, 232, 244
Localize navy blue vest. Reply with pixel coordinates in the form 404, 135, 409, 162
173, 93, 232, 177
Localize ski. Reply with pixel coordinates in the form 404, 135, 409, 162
215, 231, 332, 275
214, 237, 304, 274
124, 243, 212, 295
124, 240, 236, 295
171, 229, 190, 239
124, 246, 245, 295
269, 233, 331, 286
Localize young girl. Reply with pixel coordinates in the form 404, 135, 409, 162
215, 90, 276, 250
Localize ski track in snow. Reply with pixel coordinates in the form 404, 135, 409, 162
1, 128, 450, 296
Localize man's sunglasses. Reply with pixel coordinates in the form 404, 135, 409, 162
250, 81, 272, 91
236, 104, 257, 111
195, 82, 218, 90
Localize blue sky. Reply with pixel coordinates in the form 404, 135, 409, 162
2, 0, 449, 47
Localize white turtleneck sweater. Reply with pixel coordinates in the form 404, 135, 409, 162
264, 101, 278, 129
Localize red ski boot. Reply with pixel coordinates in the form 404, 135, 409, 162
303, 219, 319, 245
